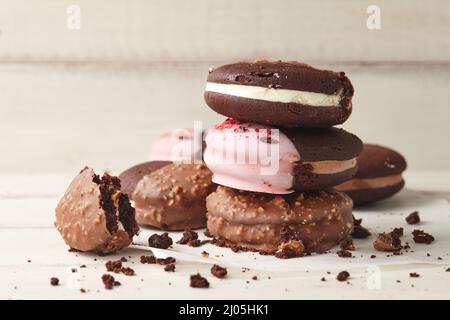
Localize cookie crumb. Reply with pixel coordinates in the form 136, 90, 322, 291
412, 230, 434, 244
157, 257, 176, 265
201, 251, 209, 258
148, 232, 173, 249
140, 255, 156, 264
409, 272, 420, 278
102, 274, 120, 290
340, 238, 355, 251
50, 277, 59, 286
252, 276, 258, 280
406, 211, 420, 225
373, 232, 402, 252
177, 229, 198, 245
321, 277, 326, 282
190, 273, 210, 288
391, 227, 404, 237
336, 271, 350, 282
121, 267, 135, 276
337, 250, 353, 258
80, 288, 86, 293
164, 263, 176, 272
105, 260, 122, 273
211, 264, 227, 278
351, 216, 371, 239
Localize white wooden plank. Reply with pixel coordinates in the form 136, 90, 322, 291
0, 0, 448, 63
0, 64, 449, 174
0, 229, 449, 299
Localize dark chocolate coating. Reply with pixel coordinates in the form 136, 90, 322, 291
355, 144, 407, 179
119, 161, 171, 197
283, 127, 363, 162
205, 61, 354, 127
345, 180, 405, 207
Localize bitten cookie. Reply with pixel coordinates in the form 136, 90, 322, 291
336, 144, 407, 206
55, 167, 139, 254
206, 186, 354, 254
204, 120, 362, 194
204, 61, 354, 127
120, 162, 216, 230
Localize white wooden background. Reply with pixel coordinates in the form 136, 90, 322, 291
0, 0, 449, 175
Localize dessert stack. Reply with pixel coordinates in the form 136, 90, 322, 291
203, 61, 363, 257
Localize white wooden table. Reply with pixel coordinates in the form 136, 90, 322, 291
1, 171, 450, 300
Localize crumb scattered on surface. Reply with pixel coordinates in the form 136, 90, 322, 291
337, 250, 353, 258
336, 271, 350, 282
340, 238, 355, 251
412, 230, 435, 244
351, 216, 371, 239
101, 274, 120, 290
373, 232, 402, 252
148, 232, 173, 249
409, 272, 420, 278
190, 273, 210, 288
406, 211, 420, 225
50, 277, 59, 286
140, 255, 156, 264
211, 264, 227, 278
164, 264, 176, 272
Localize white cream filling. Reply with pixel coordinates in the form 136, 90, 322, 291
205, 82, 342, 107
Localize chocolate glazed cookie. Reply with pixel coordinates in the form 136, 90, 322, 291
205, 61, 354, 127
204, 120, 363, 194
336, 144, 407, 206
120, 162, 216, 230
206, 186, 354, 253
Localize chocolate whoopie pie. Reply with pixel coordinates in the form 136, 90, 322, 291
119, 162, 216, 230
205, 61, 354, 127
206, 186, 354, 254
55, 167, 139, 254
336, 144, 407, 206
204, 120, 363, 194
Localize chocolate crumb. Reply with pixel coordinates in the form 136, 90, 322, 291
337, 250, 353, 258
190, 273, 210, 288
50, 277, 59, 286
321, 277, 326, 282
370, 255, 377, 259
406, 211, 420, 225
252, 276, 258, 280
105, 260, 122, 273
412, 230, 435, 244
164, 263, 176, 272
211, 264, 227, 278
140, 255, 156, 264
120, 257, 128, 262
121, 267, 135, 276
340, 238, 355, 251
71, 268, 77, 273
80, 265, 86, 268
275, 225, 305, 259
102, 274, 120, 290
157, 257, 176, 265
373, 232, 402, 252
188, 239, 202, 247
148, 232, 173, 249
392, 228, 404, 237
446, 268, 450, 272
80, 288, 86, 293
351, 216, 371, 239
336, 271, 350, 282
177, 229, 198, 245
409, 272, 420, 278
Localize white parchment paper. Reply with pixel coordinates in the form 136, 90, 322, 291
133, 189, 450, 272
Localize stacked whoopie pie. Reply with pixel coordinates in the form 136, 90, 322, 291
203, 61, 363, 256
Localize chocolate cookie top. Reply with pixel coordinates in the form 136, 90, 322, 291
282, 127, 363, 161
119, 161, 171, 197
207, 61, 354, 97
355, 144, 407, 179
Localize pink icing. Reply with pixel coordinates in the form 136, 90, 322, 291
204, 121, 301, 194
